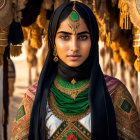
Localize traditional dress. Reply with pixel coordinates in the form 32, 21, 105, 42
11, 75, 140, 140
11, 1, 140, 140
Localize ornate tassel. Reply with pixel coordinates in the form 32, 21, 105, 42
119, 2, 131, 30
10, 45, 22, 57
8, 20, 24, 45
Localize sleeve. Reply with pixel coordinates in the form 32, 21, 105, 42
112, 82, 140, 140
11, 92, 34, 140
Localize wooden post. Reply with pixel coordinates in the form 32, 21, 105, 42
0, 65, 3, 140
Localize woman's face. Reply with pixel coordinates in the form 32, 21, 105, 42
55, 16, 91, 67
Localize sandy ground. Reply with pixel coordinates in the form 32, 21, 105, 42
7, 47, 40, 140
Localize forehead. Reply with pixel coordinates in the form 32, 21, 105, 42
56, 17, 89, 33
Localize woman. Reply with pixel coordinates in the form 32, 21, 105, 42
11, 1, 140, 140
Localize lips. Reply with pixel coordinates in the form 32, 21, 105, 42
67, 54, 81, 60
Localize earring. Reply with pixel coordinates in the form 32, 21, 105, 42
53, 45, 58, 62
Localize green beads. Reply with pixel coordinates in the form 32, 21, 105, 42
70, 11, 79, 21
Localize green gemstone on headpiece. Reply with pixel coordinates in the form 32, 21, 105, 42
70, 11, 79, 21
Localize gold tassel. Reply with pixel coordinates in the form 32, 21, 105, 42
118, 0, 121, 9
119, 3, 131, 30
30, 22, 42, 49
37, 8, 48, 30
10, 45, 22, 57
110, 41, 122, 63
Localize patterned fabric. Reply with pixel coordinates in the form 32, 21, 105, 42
11, 76, 140, 140
49, 121, 91, 140
11, 82, 37, 140
112, 84, 140, 139
45, 104, 91, 139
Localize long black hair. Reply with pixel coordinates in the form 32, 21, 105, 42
29, 1, 118, 140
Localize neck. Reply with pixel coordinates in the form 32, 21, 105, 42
57, 58, 92, 83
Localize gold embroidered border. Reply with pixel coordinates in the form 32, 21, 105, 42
11, 93, 34, 139
56, 122, 90, 140
117, 123, 139, 140
48, 92, 90, 122
112, 82, 140, 139
54, 77, 89, 99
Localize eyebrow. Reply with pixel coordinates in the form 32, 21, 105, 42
57, 31, 90, 35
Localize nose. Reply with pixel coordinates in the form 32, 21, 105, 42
70, 36, 79, 52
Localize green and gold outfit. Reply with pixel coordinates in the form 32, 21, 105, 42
11, 75, 140, 140
11, 1, 140, 140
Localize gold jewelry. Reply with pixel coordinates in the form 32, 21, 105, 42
71, 78, 76, 85
68, 1, 80, 34
54, 77, 89, 99
53, 45, 58, 62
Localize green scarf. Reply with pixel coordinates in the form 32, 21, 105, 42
50, 78, 89, 115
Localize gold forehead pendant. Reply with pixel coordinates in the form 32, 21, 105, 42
68, 2, 80, 34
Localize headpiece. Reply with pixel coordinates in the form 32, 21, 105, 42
68, 1, 80, 34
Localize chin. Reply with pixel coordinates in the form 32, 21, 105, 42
67, 62, 82, 68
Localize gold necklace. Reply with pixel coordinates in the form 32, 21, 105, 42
53, 77, 90, 99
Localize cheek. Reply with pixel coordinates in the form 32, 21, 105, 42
55, 40, 67, 57
81, 41, 91, 57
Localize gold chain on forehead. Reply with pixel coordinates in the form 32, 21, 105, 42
67, 1, 80, 34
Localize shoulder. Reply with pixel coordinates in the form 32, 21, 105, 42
104, 74, 121, 94
104, 75, 140, 139
26, 81, 38, 100
11, 82, 38, 140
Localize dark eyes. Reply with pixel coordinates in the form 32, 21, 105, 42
59, 35, 89, 41
59, 35, 70, 40
78, 35, 88, 40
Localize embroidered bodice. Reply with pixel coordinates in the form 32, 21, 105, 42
46, 103, 91, 139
